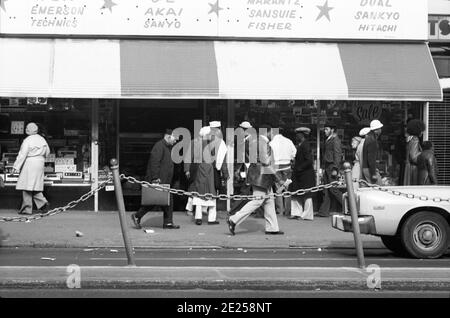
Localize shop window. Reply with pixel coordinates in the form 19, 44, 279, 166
0, 98, 92, 186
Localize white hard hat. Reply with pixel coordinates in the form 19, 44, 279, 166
239, 121, 252, 129
209, 121, 221, 128
199, 126, 211, 137
370, 120, 383, 131
359, 127, 371, 137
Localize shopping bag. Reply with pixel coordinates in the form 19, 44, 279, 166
141, 184, 170, 206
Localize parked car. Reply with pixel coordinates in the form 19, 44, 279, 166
332, 186, 450, 259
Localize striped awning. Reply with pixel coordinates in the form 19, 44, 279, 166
0, 38, 442, 101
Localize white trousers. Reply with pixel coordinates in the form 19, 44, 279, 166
229, 187, 279, 232
195, 205, 217, 222
290, 197, 314, 220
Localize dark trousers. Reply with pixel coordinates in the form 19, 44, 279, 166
136, 194, 174, 225
318, 168, 342, 216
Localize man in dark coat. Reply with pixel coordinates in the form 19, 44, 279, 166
289, 127, 315, 220
362, 120, 383, 186
131, 129, 180, 229
227, 124, 284, 235
417, 141, 438, 185
317, 123, 342, 217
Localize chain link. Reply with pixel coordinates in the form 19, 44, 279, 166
353, 178, 450, 203
0, 177, 113, 223
120, 174, 343, 201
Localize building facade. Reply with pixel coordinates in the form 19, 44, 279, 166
0, 0, 443, 211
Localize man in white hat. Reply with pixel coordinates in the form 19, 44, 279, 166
239, 121, 252, 129
208, 120, 229, 198
362, 120, 383, 185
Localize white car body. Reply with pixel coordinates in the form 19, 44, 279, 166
347, 186, 450, 236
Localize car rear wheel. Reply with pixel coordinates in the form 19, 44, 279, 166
400, 212, 449, 259
380, 235, 406, 255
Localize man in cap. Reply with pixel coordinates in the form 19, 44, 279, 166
317, 123, 342, 217
362, 120, 383, 185
131, 128, 180, 229
289, 127, 315, 220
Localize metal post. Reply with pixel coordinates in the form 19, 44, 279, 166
343, 162, 365, 269
110, 158, 136, 266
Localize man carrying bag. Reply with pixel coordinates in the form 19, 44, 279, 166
131, 129, 180, 230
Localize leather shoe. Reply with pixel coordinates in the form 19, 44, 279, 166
39, 203, 50, 213
208, 221, 220, 225
163, 223, 180, 229
265, 231, 285, 235
131, 213, 141, 229
195, 219, 202, 225
227, 218, 236, 235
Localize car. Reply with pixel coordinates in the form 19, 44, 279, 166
332, 186, 450, 259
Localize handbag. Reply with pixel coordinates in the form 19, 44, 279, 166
141, 183, 170, 206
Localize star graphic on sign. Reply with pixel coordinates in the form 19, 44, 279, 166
316, 0, 334, 22
0, 0, 8, 12
208, 0, 223, 16
101, 0, 117, 13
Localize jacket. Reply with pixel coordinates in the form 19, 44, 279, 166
323, 134, 342, 171
417, 149, 438, 185
246, 135, 276, 191
291, 140, 315, 195
362, 131, 379, 177
269, 134, 297, 166
146, 138, 174, 184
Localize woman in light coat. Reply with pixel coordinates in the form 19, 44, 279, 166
13, 123, 50, 215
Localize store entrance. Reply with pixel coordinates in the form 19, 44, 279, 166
118, 99, 204, 211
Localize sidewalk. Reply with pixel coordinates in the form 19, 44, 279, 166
0, 210, 383, 249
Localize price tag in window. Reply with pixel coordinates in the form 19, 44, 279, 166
105, 185, 114, 192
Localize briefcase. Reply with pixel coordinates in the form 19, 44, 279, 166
141, 184, 170, 206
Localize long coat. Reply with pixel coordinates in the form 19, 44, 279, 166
291, 140, 315, 198
417, 149, 438, 185
146, 139, 174, 185
403, 135, 421, 186
13, 134, 50, 191
184, 139, 216, 195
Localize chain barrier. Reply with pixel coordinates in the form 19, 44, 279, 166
0, 177, 113, 223
120, 174, 344, 201
353, 178, 450, 203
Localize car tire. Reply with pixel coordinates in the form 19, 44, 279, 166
400, 212, 449, 259
380, 235, 406, 256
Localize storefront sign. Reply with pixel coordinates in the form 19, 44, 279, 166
429, 15, 450, 41
352, 102, 382, 124
0, 0, 427, 40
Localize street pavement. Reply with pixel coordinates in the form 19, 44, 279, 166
0, 209, 384, 249
1, 209, 449, 296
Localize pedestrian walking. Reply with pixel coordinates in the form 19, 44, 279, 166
269, 127, 296, 216
227, 124, 284, 235
289, 127, 315, 220
417, 141, 438, 185
13, 122, 50, 215
403, 119, 425, 186
131, 129, 180, 229
209, 121, 229, 195
317, 123, 342, 217
361, 120, 383, 186
184, 126, 220, 225
351, 136, 363, 189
